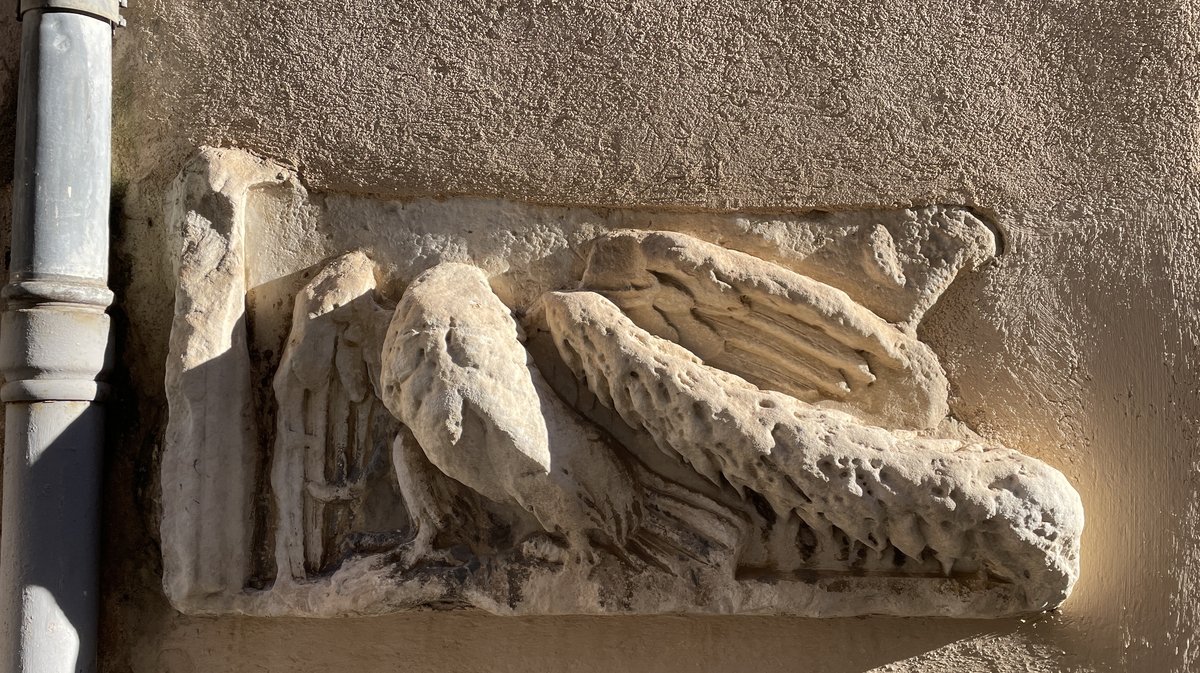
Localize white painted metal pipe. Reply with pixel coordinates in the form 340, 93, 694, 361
1, 3, 120, 672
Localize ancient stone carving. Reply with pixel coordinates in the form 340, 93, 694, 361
536, 288, 1078, 600
270, 251, 396, 584
162, 148, 1083, 618
573, 230, 949, 429
382, 263, 644, 561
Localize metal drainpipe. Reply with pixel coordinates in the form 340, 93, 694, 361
1, 1, 123, 672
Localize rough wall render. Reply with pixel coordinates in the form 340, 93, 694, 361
0, 0, 1198, 671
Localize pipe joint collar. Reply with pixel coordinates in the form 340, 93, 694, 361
0, 305, 111, 403
3, 278, 114, 310
2, 380, 108, 403
18, 0, 125, 26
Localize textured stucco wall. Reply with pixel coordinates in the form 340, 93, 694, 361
1, 0, 1198, 671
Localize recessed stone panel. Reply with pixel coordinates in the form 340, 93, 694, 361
161, 147, 1082, 618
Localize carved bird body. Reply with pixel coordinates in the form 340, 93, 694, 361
379, 263, 642, 557
579, 230, 951, 429
268, 233, 1081, 609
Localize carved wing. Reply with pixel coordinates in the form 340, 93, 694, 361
270, 252, 396, 582
379, 262, 745, 572
579, 230, 949, 429
538, 289, 1083, 607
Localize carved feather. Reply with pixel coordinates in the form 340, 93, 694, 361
538, 289, 1083, 607
270, 252, 395, 581
580, 230, 950, 430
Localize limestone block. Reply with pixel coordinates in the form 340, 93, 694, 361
162, 148, 295, 610
579, 230, 949, 429
538, 289, 1081, 609
160, 148, 1082, 618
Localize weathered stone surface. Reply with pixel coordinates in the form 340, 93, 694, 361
380, 262, 643, 558
270, 251, 397, 585
161, 148, 295, 609
160, 151, 1083, 618
579, 230, 950, 429
538, 289, 1081, 609
58, 0, 1199, 665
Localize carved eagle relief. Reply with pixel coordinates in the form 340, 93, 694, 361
264, 228, 1083, 615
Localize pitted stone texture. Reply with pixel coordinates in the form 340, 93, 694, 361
580, 230, 950, 429
380, 262, 643, 555
539, 289, 1082, 610
160, 149, 1082, 619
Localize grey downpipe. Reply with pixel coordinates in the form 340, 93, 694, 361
1, 1, 122, 672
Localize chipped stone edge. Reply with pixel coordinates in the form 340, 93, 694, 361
160, 147, 1066, 618
161, 147, 296, 612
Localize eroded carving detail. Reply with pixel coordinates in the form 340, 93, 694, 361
162, 150, 1082, 618
537, 289, 1079, 607
576, 230, 949, 429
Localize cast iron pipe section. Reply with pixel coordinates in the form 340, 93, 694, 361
1, 1, 122, 671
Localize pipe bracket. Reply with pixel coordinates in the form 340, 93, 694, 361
18, 0, 125, 26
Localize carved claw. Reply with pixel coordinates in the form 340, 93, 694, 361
304, 478, 367, 503
518, 532, 597, 566
342, 525, 458, 569
568, 532, 601, 566
385, 525, 458, 569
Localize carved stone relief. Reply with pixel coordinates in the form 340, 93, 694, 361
162, 148, 1083, 618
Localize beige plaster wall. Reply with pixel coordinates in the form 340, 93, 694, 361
1, 0, 1198, 671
